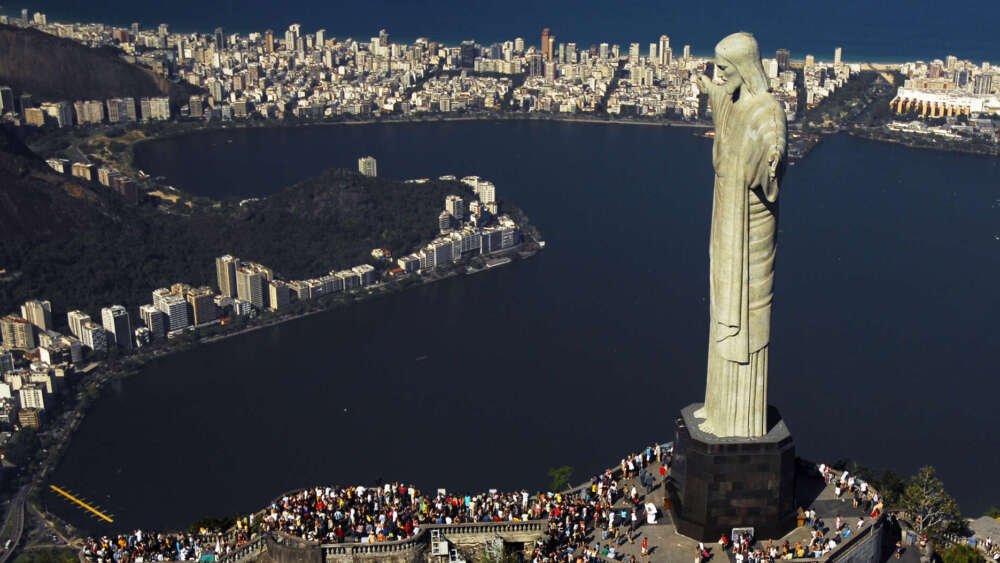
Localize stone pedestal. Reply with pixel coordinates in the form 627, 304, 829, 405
667, 403, 796, 542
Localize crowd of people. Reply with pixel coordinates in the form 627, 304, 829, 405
80, 530, 232, 562
81, 443, 671, 563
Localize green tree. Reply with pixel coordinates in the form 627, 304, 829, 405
547, 466, 573, 492
4, 429, 40, 466
985, 507, 1000, 519
900, 466, 962, 542
940, 543, 982, 563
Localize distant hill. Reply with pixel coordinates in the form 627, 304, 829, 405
0, 24, 198, 106
0, 128, 475, 322
0, 127, 123, 240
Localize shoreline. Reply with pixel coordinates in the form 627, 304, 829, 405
35, 244, 540, 541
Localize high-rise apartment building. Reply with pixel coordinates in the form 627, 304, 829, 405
445, 195, 465, 220
475, 181, 496, 204
974, 74, 993, 95
1, 316, 34, 350
216, 255, 240, 297
264, 29, 275, 53
79, 321, 106, 352
67, 310, 90, 338
629, 43, 640, 64
186, 287, 217, 325
19, 385, 45, 411
268, 281, 291, 311
74, 100, 104, 124
776, 49, 790, 72
834, 47, 842, 66
658, 35, 671, 66
139, 304, 166, 339
20, 300, 51, 331
158, 295, 190, 333
358, 156, 377, 177
101, 305, 133, 352
236, 265, 269, 310
189, 95, 203, 118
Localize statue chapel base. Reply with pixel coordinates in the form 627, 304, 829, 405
667, 403, 796, 542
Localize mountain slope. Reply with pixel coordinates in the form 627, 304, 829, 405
0, 129, 474, 320
0, 24, 197, 105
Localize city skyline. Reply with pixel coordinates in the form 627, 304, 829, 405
3, 0, 998, 63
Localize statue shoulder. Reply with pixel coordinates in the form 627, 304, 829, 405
750, 93, 786, 124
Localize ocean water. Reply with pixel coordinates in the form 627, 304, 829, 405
8, 0, 1000, 62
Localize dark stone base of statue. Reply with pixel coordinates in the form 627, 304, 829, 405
667, 403, 796, 542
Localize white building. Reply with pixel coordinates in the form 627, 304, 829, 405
140, 304, 167, 339
100, 305, 132, 352
158, 294, 190, 333
358, 156, 377, 177
79, 321, 106, 352
19, 384, 45, 410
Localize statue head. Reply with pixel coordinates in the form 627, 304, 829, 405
714, 32, 769, 97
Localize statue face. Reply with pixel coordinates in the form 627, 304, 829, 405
715, 55, 743, 95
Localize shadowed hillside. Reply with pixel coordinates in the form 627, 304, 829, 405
0, 24, 198, 106
0, 127, 478, 321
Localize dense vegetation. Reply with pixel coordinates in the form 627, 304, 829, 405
0, 127, 477, 329
0, 24, 200, 107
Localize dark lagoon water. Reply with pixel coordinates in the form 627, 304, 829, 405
46, 122, 1000, 535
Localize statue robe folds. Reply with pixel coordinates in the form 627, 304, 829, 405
700, 83, 787, 438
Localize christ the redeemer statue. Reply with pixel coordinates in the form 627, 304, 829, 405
693, 32, 787, 438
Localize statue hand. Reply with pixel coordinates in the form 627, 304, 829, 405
767, 149, 781, 181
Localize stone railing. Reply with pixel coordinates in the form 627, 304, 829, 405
217, 534, 269, 563
215, 519, 549, 563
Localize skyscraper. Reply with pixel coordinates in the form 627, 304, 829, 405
20, 300, 51, 331
599, 43, 609, 60
776, 49, 790, 72
541, 28, 551, 61
101, 305, 132, 352
629, 43, 640, 64
216, 255, 240, 297
264, 30, 275, 53
834, 47, 842, 66
214, 27, 224, 50
316, 29, 325, 48
658, 35, 671, 66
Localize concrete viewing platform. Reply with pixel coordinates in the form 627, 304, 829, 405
560, 458, 902, 563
